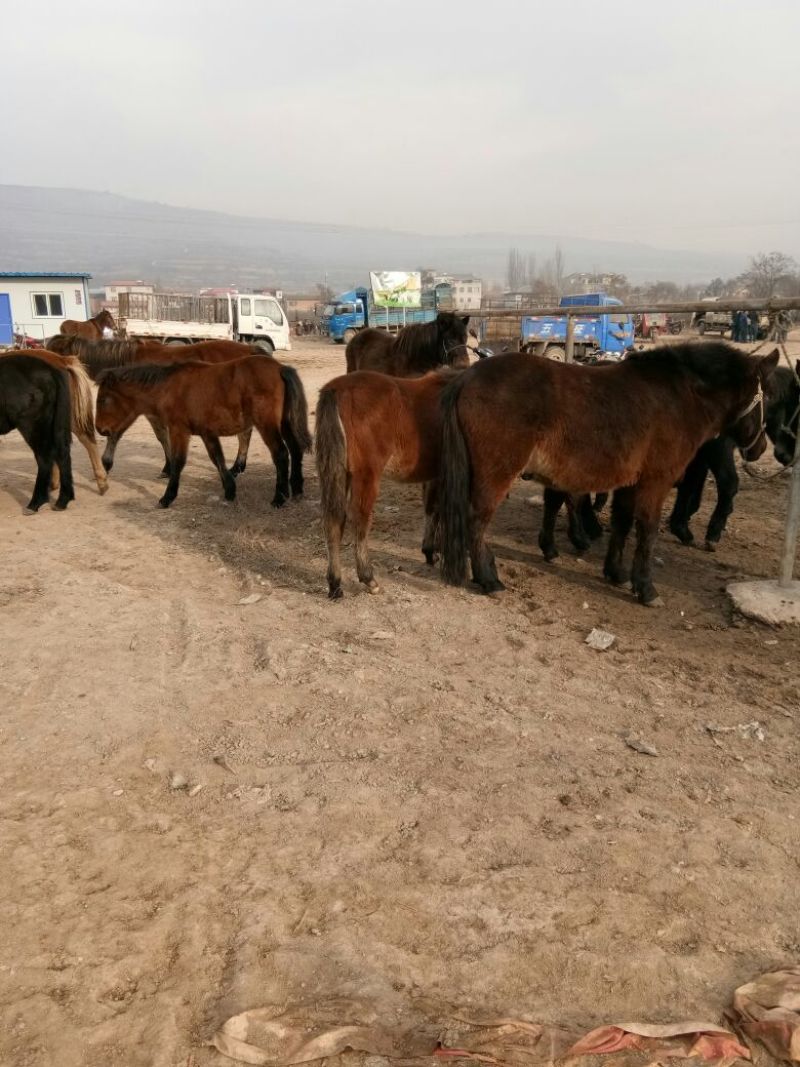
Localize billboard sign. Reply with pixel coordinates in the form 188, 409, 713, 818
369, 270, 422, 308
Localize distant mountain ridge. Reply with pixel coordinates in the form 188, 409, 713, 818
0, 184, 746, 292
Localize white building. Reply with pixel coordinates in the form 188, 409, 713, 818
0, 271, 92, 344
433, 273, 483, 310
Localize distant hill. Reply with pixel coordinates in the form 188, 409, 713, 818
0, 184, 745, 292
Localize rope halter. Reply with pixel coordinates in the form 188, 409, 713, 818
735, 381, 765, 455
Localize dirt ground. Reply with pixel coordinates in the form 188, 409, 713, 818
1, 337, 798, 1067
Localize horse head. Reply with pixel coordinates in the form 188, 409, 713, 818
767, 358, 800, 466
437, 312, 472, 368
728, 348, 780, 462
98, 308, 117, 331
95, 370, 139, 471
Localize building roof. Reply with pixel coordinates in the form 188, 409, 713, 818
0, 271, 92, 279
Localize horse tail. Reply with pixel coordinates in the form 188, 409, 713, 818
52, 366, 75, 499
279, 365, 312, 452
439, 373, 471, 585
315, 387, 348, 529
60, 357, 96, 439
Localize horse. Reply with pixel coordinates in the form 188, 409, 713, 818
59, 308, 116, 340
345, 313, 472, 376
0, 355, 74, 512
438, 341, 779, 606
767, 359, 800, 468
2, 349, 108, 497
316, 369, 459, 599
48, 334, 270, 477
95, 357, 311, 509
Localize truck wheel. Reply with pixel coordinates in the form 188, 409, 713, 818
697, 321, 706, 335
545, 345, 566, 362
166, 338, 190, 346
253, 340, 274, 355
343, 328, 357, 344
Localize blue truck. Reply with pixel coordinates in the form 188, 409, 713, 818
323, 286, 452, 344
521, 293, 635, 361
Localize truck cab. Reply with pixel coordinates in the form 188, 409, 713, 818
324, 288, 368, 343
522, 293, 634, 361
234, 293, 291, 352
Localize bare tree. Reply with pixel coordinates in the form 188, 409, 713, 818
506, 247, 527, 291
553, 244, 566, 297
316, 282, 335, 303
742, 252, 798, 298
526, 253, 537, 289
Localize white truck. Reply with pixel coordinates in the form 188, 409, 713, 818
118, 291, 291, 352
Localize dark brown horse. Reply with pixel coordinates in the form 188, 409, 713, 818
95, 357, 311, 508
439, 342, 778, 605
60, 308, 116, 340
2, 349, 108, 496
48, 334, 269, 476
345, 313, 472, 376
316, 369, 460, 598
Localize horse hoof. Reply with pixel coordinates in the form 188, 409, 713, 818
328, 586, 344, 600
157, 497, 172, 509
98, 482, 110, 495
643, 595, 665, 608
542, 549, 559, 563
704, 540, 717, 553
366, 581, 380, 594
271, 497, 288, 509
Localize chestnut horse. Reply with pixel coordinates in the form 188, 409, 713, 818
316, 369, 459, 599
439, 342, 778, 606
60, 308, 116, 340
2, 349, 108, 496
345, 313, 472, 376
95, 357, 311, 509
48, 334, 268, 476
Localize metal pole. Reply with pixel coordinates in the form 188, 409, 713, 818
779, 418, 800, 587
565, 313, 575, 363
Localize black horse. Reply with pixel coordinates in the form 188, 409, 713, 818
0, 355, 74, 512
540, 360, 798, 558
345, 312, 472, 377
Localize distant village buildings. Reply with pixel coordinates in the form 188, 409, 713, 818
0, 270, 91, 343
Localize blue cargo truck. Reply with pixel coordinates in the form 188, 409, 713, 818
521, 293, 635, 361
323, 285, 452, 344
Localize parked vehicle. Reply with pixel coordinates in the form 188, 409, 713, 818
118, 291, 291, 351
693, 300, 731, 337
521, 293, 635, 361
323, 285, 453, 344
635, 312, 668, 340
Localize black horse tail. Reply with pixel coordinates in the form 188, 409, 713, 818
439, 373, 471, 585
52, 366, 75, 502
279, 365, 312, 452
315, 388, 348, 528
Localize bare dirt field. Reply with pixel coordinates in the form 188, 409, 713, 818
1, 337, 798, 1067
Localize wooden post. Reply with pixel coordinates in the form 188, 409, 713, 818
779, 421, 800, 587
565, 314, 575, 363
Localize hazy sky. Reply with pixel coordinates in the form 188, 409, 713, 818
2, 0, 799, 255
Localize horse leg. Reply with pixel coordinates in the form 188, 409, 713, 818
158, 430, 189, 508
593, 492, 609, 514
201, 433, 237, 501
146, 415, 171, 477
669, 449, 709, 544
27, 449, 54, 512
603, 486, 635, 586
467, 483, 508, 593
77, 429, 109, 495
349, 471, 381, 593
631, 484, 671, 606
580, 494, 604, 540
323, 485, 348, 601
539, 488, 566, 561
421, 481, 440, 565
566, 494, 593, 553
230, 428, 253, 477
256, 426, 290, 508
50, 463, 61, 495
704, 441, 738, 550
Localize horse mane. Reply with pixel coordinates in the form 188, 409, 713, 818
627, 340, 760, 390
48, 334, 141, 364
97, 361, 194, 388
393, 318, 440, 358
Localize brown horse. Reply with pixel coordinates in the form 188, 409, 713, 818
95, 357, 311, 509
48, 334, 268, 476
1, 349, 108, 496
439, 341, 778, 606
60, 308, 116, 340
316, 369, 460, 599
345, 313, 472, 376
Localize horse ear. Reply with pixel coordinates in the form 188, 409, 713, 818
759, 347, 780, 378
461, 315, 470, 326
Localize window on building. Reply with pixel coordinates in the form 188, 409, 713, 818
75, 289, 82, 305
32, 293, 64, 317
